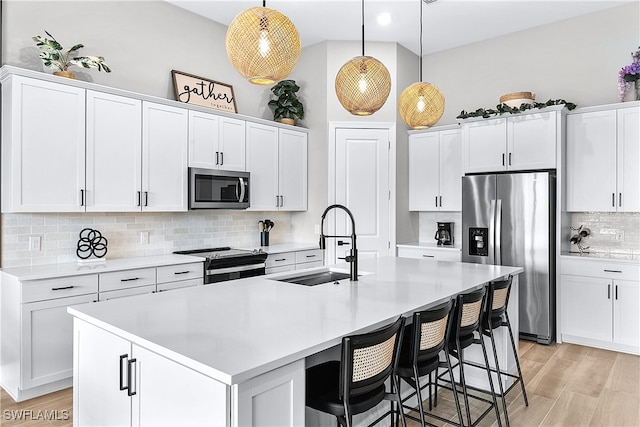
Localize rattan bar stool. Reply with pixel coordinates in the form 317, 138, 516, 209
437, 287, 503, 427
306, 316, 407, 427
395, 299, 464, 427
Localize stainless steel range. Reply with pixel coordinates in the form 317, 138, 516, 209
173, 247, 267, 284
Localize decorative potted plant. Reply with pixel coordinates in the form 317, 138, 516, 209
33, 31, 111, 79
268, 80, 304, 125
618, 46, 640, 101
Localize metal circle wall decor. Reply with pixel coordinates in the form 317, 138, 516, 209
76, 228, 108, 260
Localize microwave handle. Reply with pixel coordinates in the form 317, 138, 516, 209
238, 177, 246, 203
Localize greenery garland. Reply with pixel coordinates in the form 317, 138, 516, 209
457, 99, 577, 120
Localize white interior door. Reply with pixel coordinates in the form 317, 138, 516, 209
331, 127, 391, 265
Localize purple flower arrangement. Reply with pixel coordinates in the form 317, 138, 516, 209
618, 47, 640, 101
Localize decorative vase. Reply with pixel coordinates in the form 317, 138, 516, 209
278, 117, 295, 126
53, 70, 76, 79
635, 80, 640, 101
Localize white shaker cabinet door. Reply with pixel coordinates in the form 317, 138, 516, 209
218, 116, 246, 172
617, 106, 640, 212
278, 128, 307, 211
566, 110, 617, 212
86, 91, 142, 212
561, 275, 612, 343
438, 129, 463, 211
246, 122, 279, 210
507, 110, 557, 170
408, 132, 439, 211
188, 110, 220, 169
613, 279, 640, 348
2, 76, 86, 212
142, 102, 188, 212
462, 118, 507, 173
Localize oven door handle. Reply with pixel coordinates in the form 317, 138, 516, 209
238, 178, 246, 203
206, 262, 266, 276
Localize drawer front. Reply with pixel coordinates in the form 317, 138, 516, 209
99, 268, 156, 292
157, 262, 204, 284
295, 260, 324, 270
22, 274, 99, 303
266, 265, 295, 275
99, 285, 156, 301
561, 258, 640, 281
266, 252, 295, 268
157, 278, 203, 292
295, 249, 324, 265
397, 247, 461, 262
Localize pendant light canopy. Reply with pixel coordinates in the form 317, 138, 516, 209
225, 2, 301, 85
335, 0, 391, 116
398, 0, 444, 129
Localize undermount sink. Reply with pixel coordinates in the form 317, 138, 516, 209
277, 270, 354, 286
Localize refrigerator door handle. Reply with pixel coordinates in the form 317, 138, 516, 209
489, 199, 496, 265
495, 199, 502, 265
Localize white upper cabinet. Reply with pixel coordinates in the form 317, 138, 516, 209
2, 76, 86, 212
142, 102, 188, 212
462, 107, 560, 174
409, 127, 462, 211
246, 123, 307, 211
188, 111, 246, 171
86, 91, 142, 212
566, 104, 639, 212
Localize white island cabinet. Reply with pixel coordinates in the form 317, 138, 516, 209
69, 257, 522, 426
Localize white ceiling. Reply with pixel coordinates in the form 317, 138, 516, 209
166, 0, 632, 56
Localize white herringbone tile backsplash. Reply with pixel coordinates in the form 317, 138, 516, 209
1, 211, 293, 268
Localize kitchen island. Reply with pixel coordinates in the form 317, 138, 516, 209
68, 256, 522, 426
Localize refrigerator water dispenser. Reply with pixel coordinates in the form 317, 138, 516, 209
468, 227, 488, 256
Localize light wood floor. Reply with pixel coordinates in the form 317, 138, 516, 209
0, 342, 638, 426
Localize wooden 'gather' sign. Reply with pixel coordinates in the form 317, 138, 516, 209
171, 70, 238, 113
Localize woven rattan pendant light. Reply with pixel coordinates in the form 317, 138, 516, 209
335, 0, 391, 116
225, 1, 301, 85
398, 0, 444, 129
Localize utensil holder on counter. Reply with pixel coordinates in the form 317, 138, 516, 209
260, 231, 269, 246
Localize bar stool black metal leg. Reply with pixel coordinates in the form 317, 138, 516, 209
456, 342, 473, 427
445, 351, 464, 426
488, 325, 510, 427
479, 335, 502, 427
505, 312, 528, 406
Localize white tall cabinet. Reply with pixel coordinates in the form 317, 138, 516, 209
1, 75, 86, 212
246, 122, 307, 211
566, 103, 640, 212
408, 126, 462, 211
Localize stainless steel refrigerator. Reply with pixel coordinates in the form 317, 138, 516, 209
462, 171, 556, 344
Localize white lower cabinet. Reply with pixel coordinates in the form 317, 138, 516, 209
266, 249, 324, 274
397, 246, 461, 262
73, 318, 305, 426
560, 258, 640, 354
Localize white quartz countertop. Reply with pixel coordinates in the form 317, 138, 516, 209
0, 254, 205, 281
397, 242, 461, 252
68, 257, 522, 386
238, 242, 320, 254
560, 252, 640, 264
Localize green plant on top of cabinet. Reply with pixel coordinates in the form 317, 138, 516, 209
188, 110, 246, 171
461, 106, 562, 174
566, 104, 639, 212
246, 122, 307, 211
409, 126, 462, 211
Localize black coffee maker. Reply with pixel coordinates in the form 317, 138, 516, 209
434, 222, 454, 246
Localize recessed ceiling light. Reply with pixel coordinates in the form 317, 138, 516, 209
377, 12, 391, 26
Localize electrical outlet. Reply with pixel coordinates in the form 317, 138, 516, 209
140, 231, 150, 244
29, 236, 41, 251
615, 231, 625, 241
314, 224, 321, 235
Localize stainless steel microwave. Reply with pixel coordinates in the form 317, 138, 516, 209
189, 168, 250, 209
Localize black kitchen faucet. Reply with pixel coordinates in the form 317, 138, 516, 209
319, 204, 358, 282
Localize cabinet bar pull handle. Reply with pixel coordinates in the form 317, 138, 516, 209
604, 269, 622, 273
80, 189, 85, 206
439, 196, 442, 207
120, 277, 140, 282
119, 354, 129, 391
619, 193, 622, 207
509, 152, 512, 166
275, 258, 286, 262
280, 195, 284, 207
215, 151, 219, 165
607, 284, 611, 299
306, 255, 316, 258
144, 191, 149, 207
615, 285, 618, 300
435, 196, 438, 207
174, 271, 190, 275
612, 193, 615, 207
127, 358, 137, 396
337, 241, 350, 246
275, 195, 280, 207
502, 153, 505, 166
137, 191, 141, 207
220, 152, 224, 166
422, 254, 435, 258
51, 286, 74, 291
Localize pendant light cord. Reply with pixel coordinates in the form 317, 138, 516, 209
419, 0, 423, 82
361, 0, 365, 56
